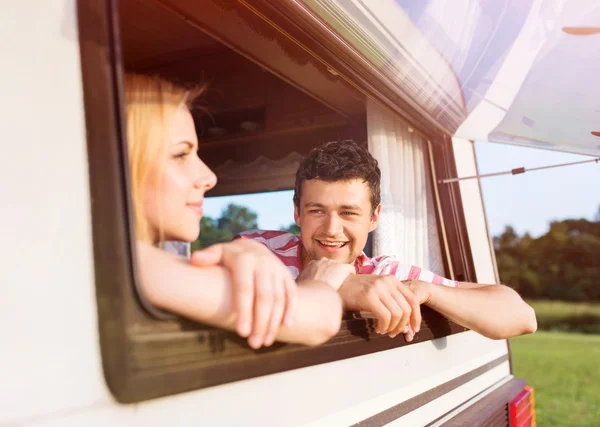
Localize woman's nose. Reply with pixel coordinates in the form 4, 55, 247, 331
194, 158, 218, 191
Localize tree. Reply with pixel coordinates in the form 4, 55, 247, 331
191, 203, 259, 250
280, 223, 300, 235
192, 216, 228, 251
493, 225, 520, 252
494, 217, 600, 301
217, 204, 258, 236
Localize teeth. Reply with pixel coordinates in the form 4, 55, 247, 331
319, 241, 346, 247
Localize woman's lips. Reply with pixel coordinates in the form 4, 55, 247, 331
187, 204, 203, 216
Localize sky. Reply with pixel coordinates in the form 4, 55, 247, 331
203, 142, 600, 238
474, 142, 600, 237
203, 189, 296, 231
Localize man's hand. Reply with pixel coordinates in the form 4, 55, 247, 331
296, 258, 355, 291
339, 274, 423, 340
190, 239, 297, 349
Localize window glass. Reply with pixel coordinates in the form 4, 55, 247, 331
193, 190, 297, 250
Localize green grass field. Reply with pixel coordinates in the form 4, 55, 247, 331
527, 300, 600, 333
510, 331, 600, 427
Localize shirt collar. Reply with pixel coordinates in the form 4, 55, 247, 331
353, 252, 370, 271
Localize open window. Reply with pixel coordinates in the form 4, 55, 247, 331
79, 0, 475, 403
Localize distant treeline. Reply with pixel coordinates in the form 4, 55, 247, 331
495, 212, 600, 301
191, 203, 299, 251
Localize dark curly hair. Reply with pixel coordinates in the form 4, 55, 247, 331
293, 140, 381, 214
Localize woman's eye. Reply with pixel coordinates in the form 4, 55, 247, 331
173, 152, 189, 160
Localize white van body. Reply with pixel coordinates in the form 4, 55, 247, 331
2, 0, 597, 426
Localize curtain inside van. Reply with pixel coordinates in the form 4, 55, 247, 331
367, 99, 444, 274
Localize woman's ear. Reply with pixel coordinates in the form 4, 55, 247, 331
369, 204, 382, 232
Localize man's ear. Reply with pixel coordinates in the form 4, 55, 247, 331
294, 204, 300, 226
369, 204, 382, 232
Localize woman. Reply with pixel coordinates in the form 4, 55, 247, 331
126, 73, 348, 348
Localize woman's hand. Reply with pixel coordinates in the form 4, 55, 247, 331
190, 239, 297, 349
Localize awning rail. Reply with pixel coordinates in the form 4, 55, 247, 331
439, 157, 600, 184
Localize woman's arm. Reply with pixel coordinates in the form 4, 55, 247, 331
137, 242, 342, 346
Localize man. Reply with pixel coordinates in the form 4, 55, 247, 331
193, 140, 537, 341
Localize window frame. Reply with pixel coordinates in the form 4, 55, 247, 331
80, 0, 474, 404
428, 135, 478, 284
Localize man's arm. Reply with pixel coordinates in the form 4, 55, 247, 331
137, 242, 342, 347
409, 280, 537, 340
338, 273, 537, 341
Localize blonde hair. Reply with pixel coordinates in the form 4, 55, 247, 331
124, 73, 204, 243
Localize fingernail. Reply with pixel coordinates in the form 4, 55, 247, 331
403, 326, 409, 333
249, 335, 261, 349
415, 326, 420, 333
239, 323, 251, 337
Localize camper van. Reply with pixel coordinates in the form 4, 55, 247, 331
3, 0, 598, 425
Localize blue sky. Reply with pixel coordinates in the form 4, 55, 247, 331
204, 142, 600, 238
475, 142, 600, 237
204, 189, 296, 231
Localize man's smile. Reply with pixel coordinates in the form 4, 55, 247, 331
315, 239, 349, 252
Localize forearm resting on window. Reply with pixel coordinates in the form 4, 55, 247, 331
425, 282, 537, 340
137, 242, 342, 346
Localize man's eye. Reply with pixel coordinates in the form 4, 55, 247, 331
341, 212, 358, 216
309, 210, 323, 214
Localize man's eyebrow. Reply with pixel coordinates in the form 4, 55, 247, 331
304, 202, 326, 208
303, 202, 362, 211
340, 204, 362, 211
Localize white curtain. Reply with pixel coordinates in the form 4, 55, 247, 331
367, 99, 444, 273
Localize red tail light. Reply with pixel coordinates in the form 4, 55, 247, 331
510, 385, 536, 427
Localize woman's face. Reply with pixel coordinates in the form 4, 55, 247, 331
144, 105, 217, 243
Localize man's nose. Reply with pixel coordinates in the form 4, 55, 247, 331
323, 214, 343, 236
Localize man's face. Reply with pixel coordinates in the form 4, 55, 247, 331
294, 178, 381, 266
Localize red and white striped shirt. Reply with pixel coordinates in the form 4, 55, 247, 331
236, 230, 458, 287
